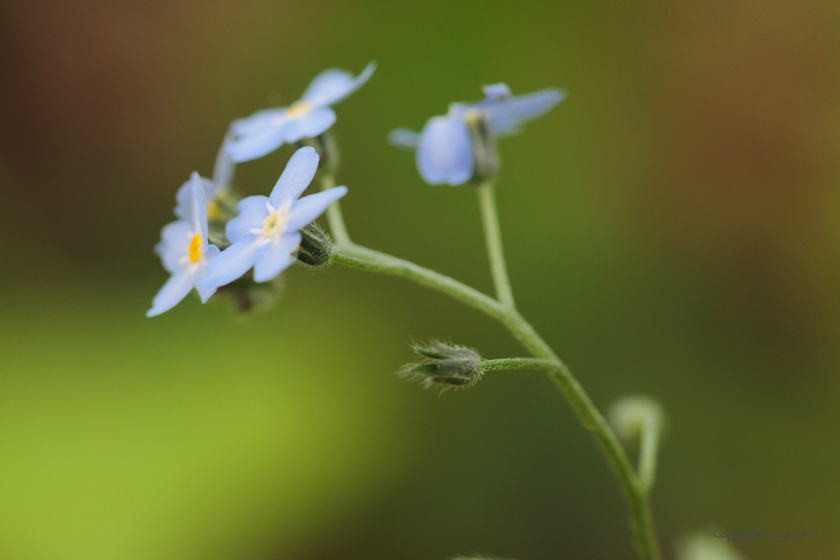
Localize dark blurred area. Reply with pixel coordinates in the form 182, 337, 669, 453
1, 1, 838, 559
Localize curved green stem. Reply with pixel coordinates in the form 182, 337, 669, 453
481, 358, 661, 560
476, 181, 515, 309
332, 243, 503, 322
320, 180, 660, 560
333, 247, 662, 560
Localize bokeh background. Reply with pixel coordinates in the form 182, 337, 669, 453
1, 1, 838, 559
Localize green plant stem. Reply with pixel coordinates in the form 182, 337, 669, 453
332, 243, 503, 322
319, 172, 351, 245
481, 359, 661, 559
637, 412, 662, 493
333, 246, 661, 560
475, 181, 515, 309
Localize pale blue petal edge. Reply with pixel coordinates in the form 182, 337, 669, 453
175, 174, 216, 221
269, 146, 320, 207
480, 88, 566, 136
388, 128, 420, 149
226, 196, 270, 244
302, 62, 376, 108
227, 126, 286, 163
156, 220, 192, 274
195, 245, 220, 303
198, 234, 265, 289
190, 173, 209, 246
286, 186, 348, 231
253, 231, 301, 283
146, 270, 195, 317
280, 107, 336, 144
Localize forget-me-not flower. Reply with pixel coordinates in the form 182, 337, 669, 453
175, 136, 236, 222
389, 83, 565, 186
147, 173, 220, 317
197, 147, 347, 289
226, 63, 376, 163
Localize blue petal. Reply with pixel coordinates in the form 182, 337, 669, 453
190, 173, 209, 246
388, 128, 420, 149
195, 245, 220, 303
287, 186, 348, 231
227, 125, 286, 163
175, 174, 216, 221
198, 234, 265, 289
269, 146, 320, 207
146, 270, 195, 317
226, 195, 269, 244
253, 232, 301, 283
301, 62, 376, 108
480, 88, 565, 136
213, 134, 235, 190
416, 115, 474, 186
280, 107, 336, 144
156, 220, 192, 273
231, 109, 285, 136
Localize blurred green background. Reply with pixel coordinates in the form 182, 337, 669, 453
1, 0, 839, 559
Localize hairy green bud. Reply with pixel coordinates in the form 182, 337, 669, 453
297, 223, 334, 267
399, 341, 484, 390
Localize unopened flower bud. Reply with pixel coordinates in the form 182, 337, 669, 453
609, 396, 666, 445
399, 341, 484, 390
297, 223, 334, 267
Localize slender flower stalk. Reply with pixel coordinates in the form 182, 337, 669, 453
638, 415, 663, 493
319, 171, 351, 246
475, 181, 515, 309
610, 396, 666, 494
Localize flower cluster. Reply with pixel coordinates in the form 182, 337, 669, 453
147, 64, 370, 316
148, 65, 563, 316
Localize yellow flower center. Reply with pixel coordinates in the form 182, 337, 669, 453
188, 234, 202, 263
286, 101, 311, 118
261, 201, 291, 237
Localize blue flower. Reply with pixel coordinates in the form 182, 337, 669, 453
147, 173, 221, 317
226, 63, 376, 163
389, 83, 565, 186
175, 136, 235, 221
197, 147, 347, 289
